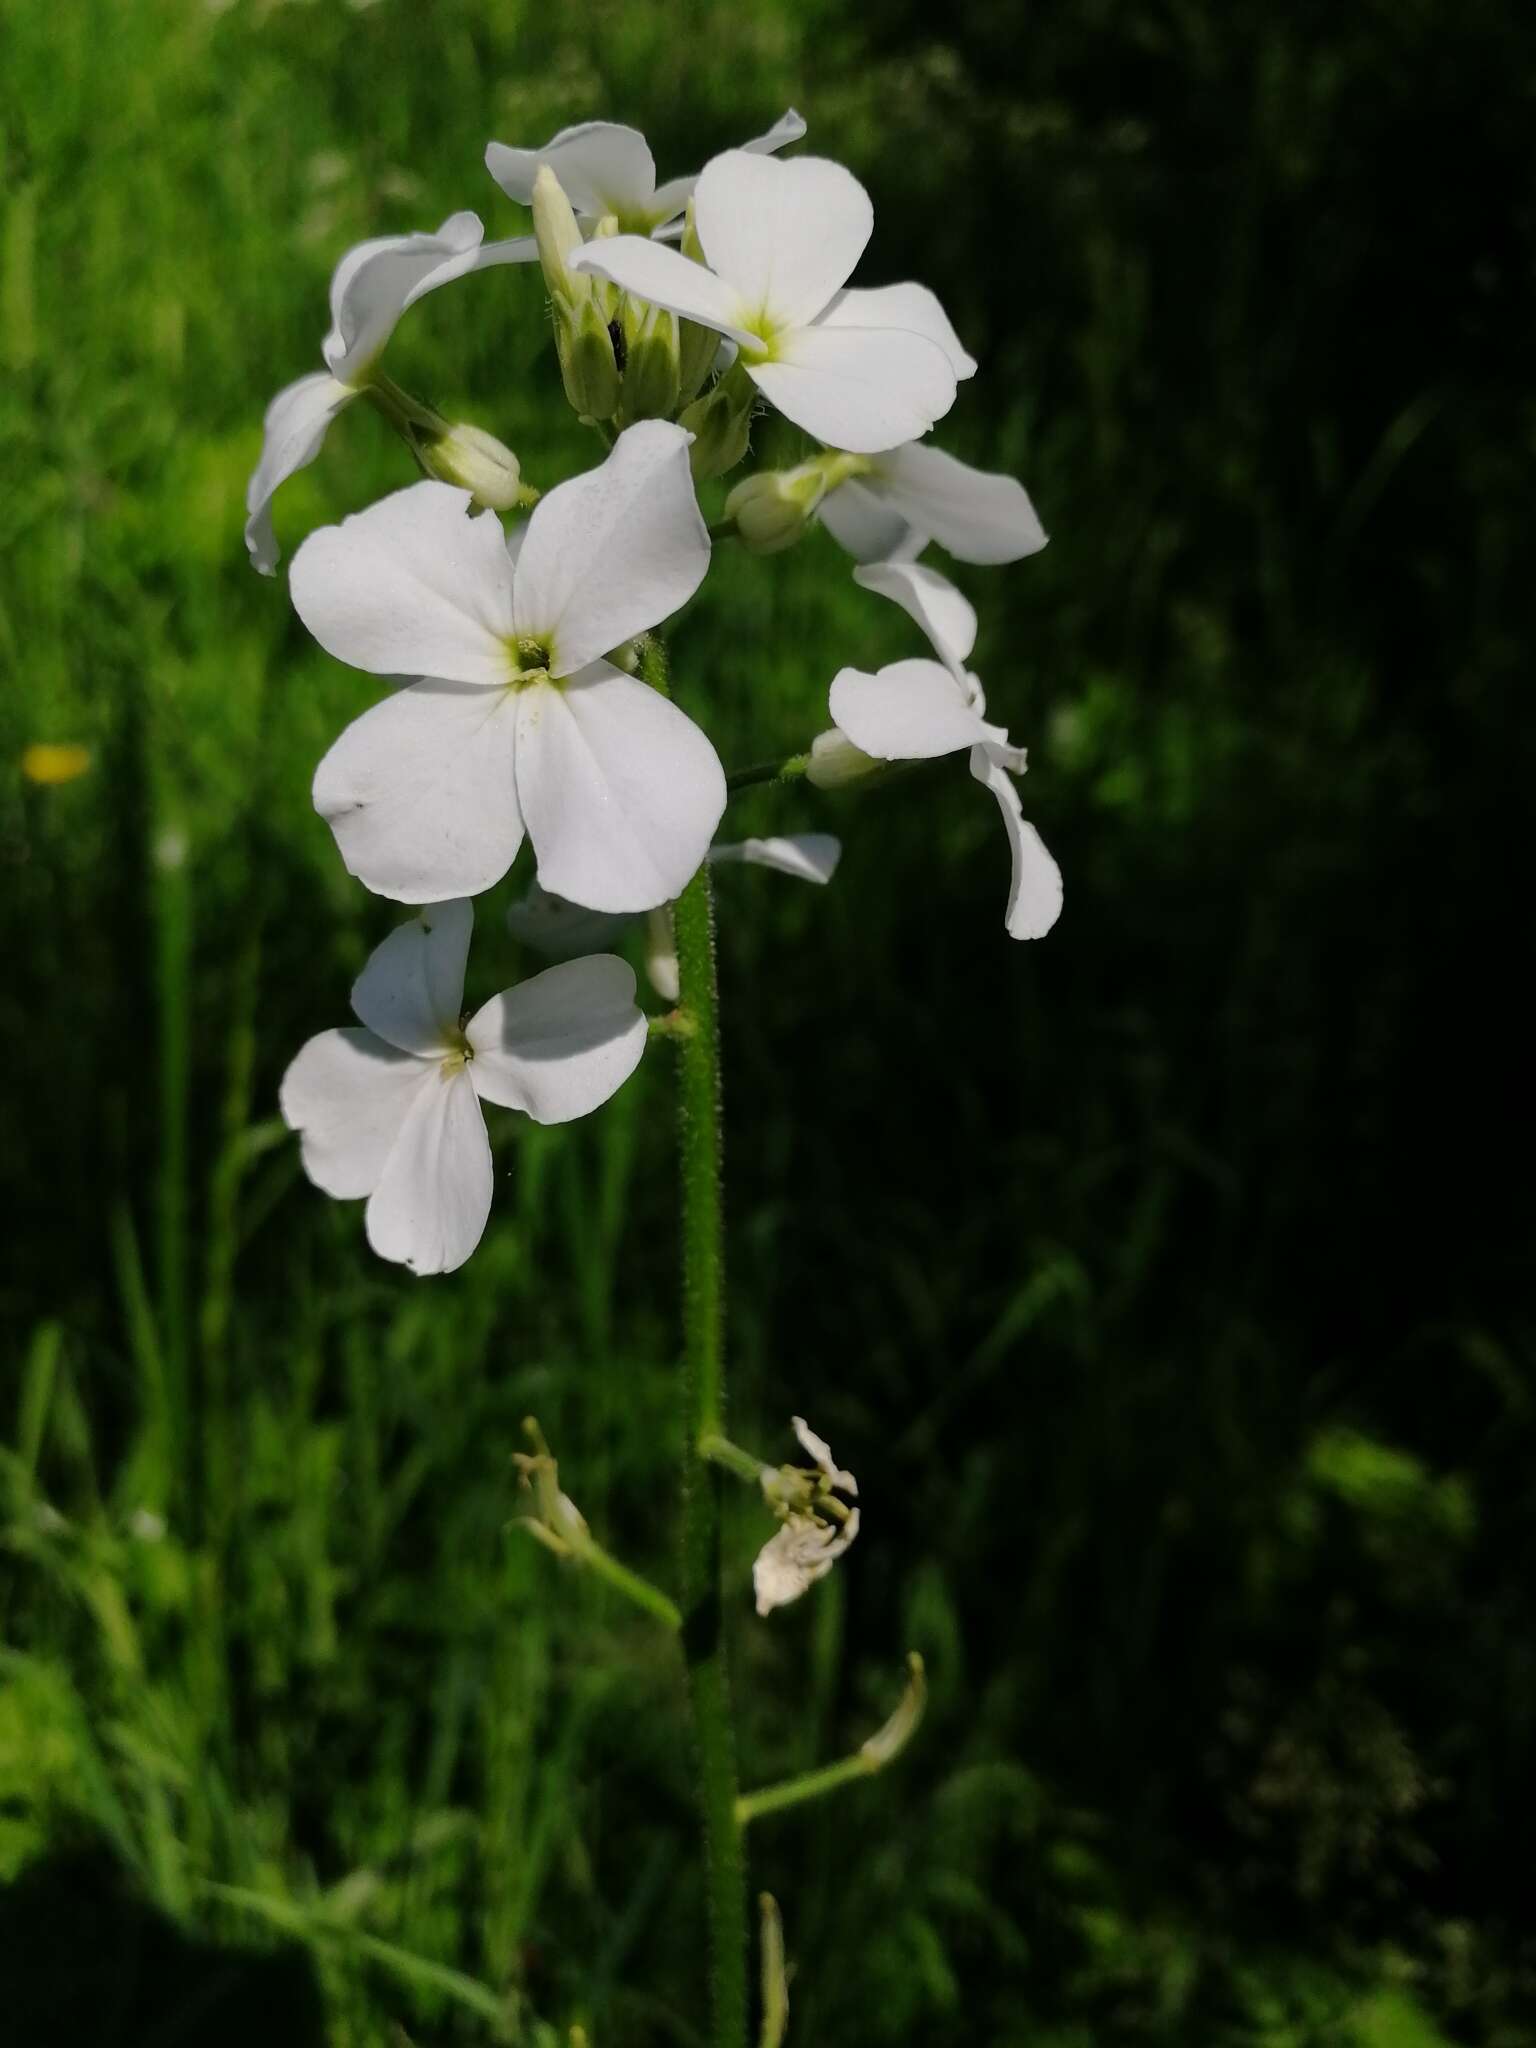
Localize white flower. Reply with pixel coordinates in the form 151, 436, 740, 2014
753, 1417, 860, 1617
485, 110, 806, 236
289, 420, 726, 913
819, 441, 1048, 567
245, 213, 535, 574
829, 560, 1063, 941
567, 151, 970, 454
506, 834, 843, 1001
279, 899, 645, 1275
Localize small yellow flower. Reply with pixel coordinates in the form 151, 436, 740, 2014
21, 743, 92, 786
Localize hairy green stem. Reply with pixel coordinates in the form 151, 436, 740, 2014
643, 632, 749, 2048
725, 753, 810, 796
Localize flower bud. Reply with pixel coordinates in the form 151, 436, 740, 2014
532, 165, 587, 306
422, 422, 526, 510
621, 300, 681, 422
675, 202, 722, 404
678, 361, 755, 481
553, 290, 622, 422
724, 461, 827, 554
806, 729, 881, 789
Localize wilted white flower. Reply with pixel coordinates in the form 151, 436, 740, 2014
289, 421, 725, 912
819, 441, 1048, 567
753, 1416, 860, 1617
569, 151, 970, 453
828, 560, 1063, 941
486, 110, 806, 236
279, 899, 645, 1275
245, 213, 535, 573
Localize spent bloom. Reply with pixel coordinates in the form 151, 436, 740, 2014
289, 421, 725, 912
569, 150, 972, 453
279, 900, 645, 1275
486, 110, 806, 236
753, 1417, 861, 1617
245, 213, 533, 573
824, 560, 1063, 941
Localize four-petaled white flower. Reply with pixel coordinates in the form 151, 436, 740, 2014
827, 560, 1063, 941
280, 899, 645, 1275
567, 151, 972, 454
486, 110, 806, 237
245, 213, 535, 574
289, 421, 726, 913
819, 441, 1049, 568
753, 1417, 861, 1617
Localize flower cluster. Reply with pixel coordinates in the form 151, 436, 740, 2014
258, 112, 1059, 1274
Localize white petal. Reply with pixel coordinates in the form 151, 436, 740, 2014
751, 324, 955, 454
505, 879, 634, 958
322, 212, 486, 382
694, 151, 869, 327
290, 481, 516, 686
817, 475, 915, 563
485, 123, 657, 218
365, 1067, 493, 1276
854, 559, 977, 668
792, 1415, 858, 1494
649, 107, 807, 223
244, 373, 356, 575
818, 283, 976, 378
753, 1507, 860, 1617
465, 955, 646, 1123
710, 834, 841, 884
313, 677, 524, 903
279, 1026, 429, 1198
868, 443, 1047, 566
970, 745, 1063, 941
349, 899, 472, 1056
470, 234, 539, 271
829, 658, 989, 761
643, 905, 680, 1002
567, 235, 758, 349
514, 664, 726, 913
512, 422, 710, 677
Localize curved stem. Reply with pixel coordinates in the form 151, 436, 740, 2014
644, 633, 749, 2048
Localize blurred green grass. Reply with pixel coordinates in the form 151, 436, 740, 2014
3, 0, 1535, 2042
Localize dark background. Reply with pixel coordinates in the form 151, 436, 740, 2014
2, 0, 1533, 2040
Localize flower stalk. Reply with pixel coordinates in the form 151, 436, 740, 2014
735, 1653, 927, 1828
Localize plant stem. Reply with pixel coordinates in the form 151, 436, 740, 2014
643, 628, 748, 2048
725, 753, 810, 796
735, 1654, 927, 1829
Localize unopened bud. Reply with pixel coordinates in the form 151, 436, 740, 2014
678, 360, 755, 481
621, 300, 681, 422
724, 461, 827, 554
423, 422, 526, 510
532, 165, 587, 306
806, 728, 881, 789
675, 202, 720, 403
553, 291, 621, 422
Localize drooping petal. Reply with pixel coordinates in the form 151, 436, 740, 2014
969, 744, 1064, 941
322, 212, 486, 383
817, 475, 915, 563
566, 235, 758, 349
818, 283, 976, 379
649, 107, 808, 223
505, 879, 633, 958
829, 658, 990, 761
854, 559, 977, 668
514, 664, 726, 913
465, 954, 646, 1123
290, 482, 516, 686
693, 151, 870, 327
710, 834, 842, 884
753, 1506, 860, 1617
244, 372, 357, 575
512, 422, 710, 677
750, 323, 956, 454
867, 443, 1047, 566
364, 1067, 494, 1276
485, 123, 658, 218
313, 678, 524, 903
279, 1026, 430, 1199
349, 899, 473, 1056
